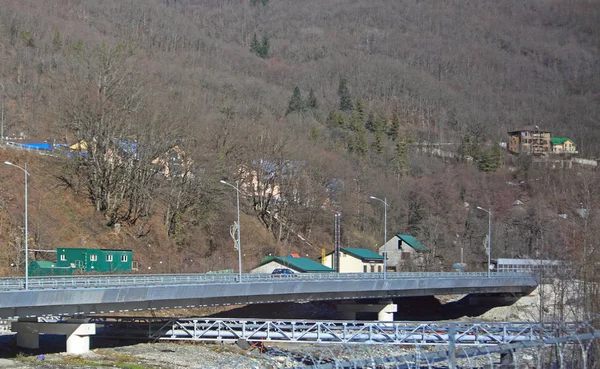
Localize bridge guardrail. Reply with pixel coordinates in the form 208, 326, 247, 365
0, 271, 534, 292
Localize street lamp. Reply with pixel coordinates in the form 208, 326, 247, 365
0, 82, 6, 145
220, 180, 242, 283
476, 206, 492, 277
369, 196, 388, 279
5, 161, 30, 289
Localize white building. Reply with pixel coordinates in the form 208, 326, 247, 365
378, 234, 429, 271
321, 248, 384, 273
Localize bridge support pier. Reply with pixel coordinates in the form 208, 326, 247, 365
336, 300, 397, 321
11, 319, 96, 354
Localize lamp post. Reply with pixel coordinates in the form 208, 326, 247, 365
220, 180, 242, 283
476, 206, 492, 277
369, 196, 388, 279
0, 82, 6, 145
5, 161, 30, 289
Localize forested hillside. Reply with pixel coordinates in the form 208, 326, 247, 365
0, 0, 598, 313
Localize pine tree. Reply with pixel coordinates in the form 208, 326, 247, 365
387, 112, 400, 140
457, 133, 480, 162
349, 107, 363, 132
393, 138, 409, 176
326, 110, 345, 128
260, 36, 270, 58
374, 114, 387, 134
478, 143, 503, 172
365, 112, 375, 132
286, 86, 304, 115
250, 33, 261, 56
307, 88, 318, 110
371, 129, 384, 155
52, 29, 62, 50
354, 98, 365, 123
250, 34, 270, 59
355, 129, 368, 157
337, 77, 353, 112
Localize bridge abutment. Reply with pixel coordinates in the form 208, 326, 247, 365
11, 320, 96, 354
336, 300, 397, 321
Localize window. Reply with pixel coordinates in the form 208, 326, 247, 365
363, 265, 367, 273
90, 254, 97, 262
121, 255, 128, 262
378, 265, 382, 272
106, 254, 113, 262
60, 254, 66, 261
370, 265, 375, 273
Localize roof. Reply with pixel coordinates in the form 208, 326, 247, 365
507, 126, 550, 134
58, 247, 132, 253
341, 248, 384, 261
396, 234, 429, 252
31, 261, 56, 268
321, 248, 384, 261
256, 256, 335, 272
550, 137, 574, 145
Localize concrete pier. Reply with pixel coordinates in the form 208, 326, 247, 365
11, 320, 96, 354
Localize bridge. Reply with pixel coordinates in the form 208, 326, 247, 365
0, 271, 537, 354
0, 272, 536, 319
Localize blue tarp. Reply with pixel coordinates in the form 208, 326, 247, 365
8, 142, 54, 151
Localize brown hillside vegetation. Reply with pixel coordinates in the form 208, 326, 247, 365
0, 0, 598, 324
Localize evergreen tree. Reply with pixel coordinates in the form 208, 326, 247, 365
407, 194, 423, 235
371, 129, 384, 155
365, 112, 376, 132
477, 143, 503, 172
250, 34, 270, 59
355, 129, 368, 157
387, 112, 400, 140
250, 33, 261, 56
374, 114, 387, 134
306, 88, 318, 110
354, 98, 365, 123
349, 107, 363, 132
393, 137, 409, 177
286, 86, 304, 115
347, 135, 357, 152
260, 36, 270, 58
52, 29, 62, 50
457, 133, 480, 162
337, 77, 353, 112
326, 110, 346, 128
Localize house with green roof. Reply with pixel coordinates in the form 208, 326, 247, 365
252, 255, 335, 274
379, 234, 429, 271
550, 137, 577, 154
321, 248, 384, 273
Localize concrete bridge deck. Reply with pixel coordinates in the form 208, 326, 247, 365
0, 272, 537, 319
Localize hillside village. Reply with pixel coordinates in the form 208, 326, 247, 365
0, 2, 596, 331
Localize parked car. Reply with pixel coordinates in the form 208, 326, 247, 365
271, 268, 295, 275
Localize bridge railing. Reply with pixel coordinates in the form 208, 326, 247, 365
0, 271, 533, 291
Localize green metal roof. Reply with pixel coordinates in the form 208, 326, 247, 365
550, 137, 574, 145
396, 234, 429, 252
257, 256, 335, 272
31, 261, 57, 268
340, 248, 384, 261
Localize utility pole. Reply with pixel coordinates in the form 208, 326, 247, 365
0, 83, 6, 145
